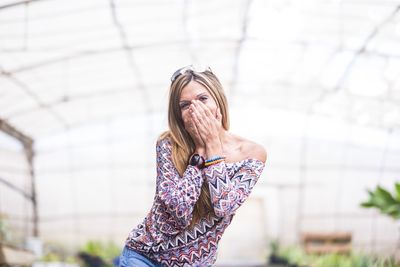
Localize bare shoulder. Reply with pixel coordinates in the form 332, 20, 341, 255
246, 140, 267, 163
234, 135, 267, 163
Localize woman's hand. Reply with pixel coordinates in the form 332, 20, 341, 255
184, 112, 206, 154
189, 100, 223, 158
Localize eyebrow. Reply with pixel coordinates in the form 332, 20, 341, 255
179, 92, 208, 104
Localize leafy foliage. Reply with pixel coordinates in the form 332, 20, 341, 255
269, 242, 399, 267
79, 240, 120, 264
360, 183, 400, 220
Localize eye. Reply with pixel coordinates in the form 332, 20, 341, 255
199, 96, 208, 102
180, 103, 189, 110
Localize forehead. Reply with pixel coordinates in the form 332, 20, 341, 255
179, 81, 209, 101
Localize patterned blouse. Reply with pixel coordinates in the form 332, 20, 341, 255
125, 137, 265, 267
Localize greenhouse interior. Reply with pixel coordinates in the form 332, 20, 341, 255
1, 0, 400, 266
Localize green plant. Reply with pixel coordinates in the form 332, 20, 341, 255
65, 256, 78, 264
375, 256, 399, 267
40, 250, 78, 263
278, 246, 309, 266
315, 253, 340, 267
0, 214, 12, 243
40, 252, 61, 262
360, 182, 400, 256
360, 183, 400, 219
270, 240, 279, 255
269, 244, 399, 267
80, 240, 120, 261
38, 242, 78, 263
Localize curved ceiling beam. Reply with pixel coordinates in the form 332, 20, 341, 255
0, 0, 44, 11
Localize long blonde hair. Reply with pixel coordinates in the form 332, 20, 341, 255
158, 69, 230, 227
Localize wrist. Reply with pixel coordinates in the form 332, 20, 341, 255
205, 143, 223, 159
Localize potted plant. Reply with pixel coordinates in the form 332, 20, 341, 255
360, 182, 400, 256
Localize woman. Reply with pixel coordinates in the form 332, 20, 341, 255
119, 65, 267, 267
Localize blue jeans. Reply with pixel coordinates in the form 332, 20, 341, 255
119, 246, 163, 267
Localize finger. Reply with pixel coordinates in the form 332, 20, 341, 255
190, 108, 202, 127
185, 115, 196, 129
190, 109, 209, 139
191, 107, 210, 136
191, 104, 206, 125
192, 120, 204, 141
192, 102, 214, 129
185, 122, 194, 134
186, 121, 201, 138
192, 101, 212, 123
188, 105, 200, 124
196, 101, 220, 127
195, 100, 213, 118
188, 123, 204, 144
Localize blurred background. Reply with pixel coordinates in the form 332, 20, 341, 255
0, 0, 399, 266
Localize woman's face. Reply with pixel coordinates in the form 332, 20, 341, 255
179, 81, 218, 131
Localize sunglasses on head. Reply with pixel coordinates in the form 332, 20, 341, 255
170, 65, 212, 82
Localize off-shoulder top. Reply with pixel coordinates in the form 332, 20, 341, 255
125, 137, 265, 266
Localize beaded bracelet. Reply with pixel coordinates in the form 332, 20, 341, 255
204, 156, 226, 167
205, 155, 225, 163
